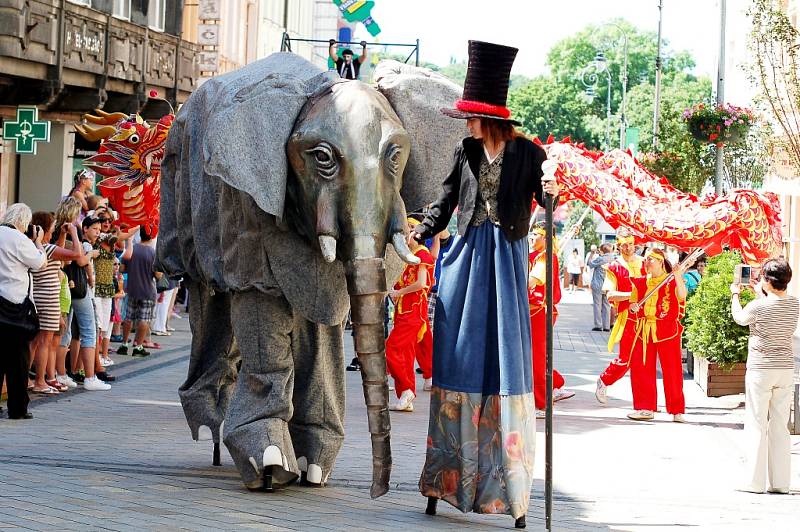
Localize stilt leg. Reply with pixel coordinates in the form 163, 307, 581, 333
515, 516, 526, 529
263, 465, 274, 492
213, 442, 221, 466
425, 497, 437, 516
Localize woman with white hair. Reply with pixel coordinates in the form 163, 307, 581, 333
0, 203, 47, 419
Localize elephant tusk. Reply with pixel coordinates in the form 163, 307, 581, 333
318, 235, 337, 263
392, 232, 420, 265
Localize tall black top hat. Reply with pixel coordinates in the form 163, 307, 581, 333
442, 40, 520, 125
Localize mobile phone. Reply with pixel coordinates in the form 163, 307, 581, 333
734, 264, 752, 285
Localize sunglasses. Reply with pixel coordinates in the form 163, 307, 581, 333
99, 218, 111, 223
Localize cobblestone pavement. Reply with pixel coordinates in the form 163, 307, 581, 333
2, 292, 799, 531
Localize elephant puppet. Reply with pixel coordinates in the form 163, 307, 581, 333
156, 54, 466, 497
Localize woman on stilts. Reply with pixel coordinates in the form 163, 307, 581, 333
410, 40, 560, 529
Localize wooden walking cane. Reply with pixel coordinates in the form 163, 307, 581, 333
541, 160, 559, 531
629, 246, 708, 313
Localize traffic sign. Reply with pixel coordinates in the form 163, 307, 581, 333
2, 106, 50, 155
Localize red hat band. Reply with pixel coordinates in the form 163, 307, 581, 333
455, 99, 512, 119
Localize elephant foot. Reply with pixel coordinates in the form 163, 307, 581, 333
297, 456, 326, 486
245, 446, 297, 491
425, 497, 438, 516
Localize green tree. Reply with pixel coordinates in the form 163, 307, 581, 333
508, 76, 599, 144
626, 72, 715, 193
562, 201, 599, 249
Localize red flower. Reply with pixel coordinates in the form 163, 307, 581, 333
709, 133, 719, 141
442, 469, 459, 495
505, 431, 524, 461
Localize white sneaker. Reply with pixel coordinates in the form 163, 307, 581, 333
423, 378, 433, 391
104, 356, 114, 366
595, 378, 608, 405
535, 409, 546, 419
83, 376, 111, 391
56, 374, 78, 389
673, 414, 686, 423
553, 388, 575, 402
627, 410, 654, 421
390, 390, 415, 412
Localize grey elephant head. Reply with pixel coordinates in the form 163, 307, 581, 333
158, 53, 465, 498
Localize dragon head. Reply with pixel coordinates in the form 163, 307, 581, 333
75, 108, 174, 236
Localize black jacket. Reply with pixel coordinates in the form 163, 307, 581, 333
415, 136, 548, 243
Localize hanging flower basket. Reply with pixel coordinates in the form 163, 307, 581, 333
683, 103, 754, 147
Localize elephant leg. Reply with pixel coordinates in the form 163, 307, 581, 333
223, 289, 299, 490
289, 317, 346, 485
178, 280, 239, 444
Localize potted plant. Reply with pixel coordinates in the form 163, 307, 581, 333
684, 251, 754, 396
683, 103, 754, 147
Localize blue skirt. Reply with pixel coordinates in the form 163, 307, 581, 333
420, 222, 536, 519
431, 221, 532, 395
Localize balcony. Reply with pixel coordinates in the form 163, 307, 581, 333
0, 0, 198, 113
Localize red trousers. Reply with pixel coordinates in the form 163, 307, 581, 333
531, 310, 565, 410
386, 312, 432, 398
629, 334, 685, 414
599, 331, 634, 386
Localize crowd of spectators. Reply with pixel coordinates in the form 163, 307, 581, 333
0, 169, 183, 420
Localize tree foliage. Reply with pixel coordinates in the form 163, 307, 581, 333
685, 252, 753, 369
563, 201, 599, 249
748, 0, 800, 174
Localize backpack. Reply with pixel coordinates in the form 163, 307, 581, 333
64, 260, 88, 299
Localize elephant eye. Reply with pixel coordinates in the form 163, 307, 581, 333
306, 144, 337, 180
386, 144, 402, 177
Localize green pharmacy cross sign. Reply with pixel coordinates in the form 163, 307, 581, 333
3, 106, 51, 155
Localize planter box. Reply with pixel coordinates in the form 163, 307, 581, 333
693, 357, 746, 397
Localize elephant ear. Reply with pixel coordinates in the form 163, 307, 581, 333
203, 53, 337, 218
375, 60, 467, 213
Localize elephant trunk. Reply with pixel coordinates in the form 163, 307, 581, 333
344, 257, 391, 499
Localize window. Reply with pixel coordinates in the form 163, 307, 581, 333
113, 0, 131, 20
67, 0, 91, 5
148, 0, 166, 32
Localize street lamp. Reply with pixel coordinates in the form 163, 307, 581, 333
580, 51, 612, 151
596, 22, 630, 151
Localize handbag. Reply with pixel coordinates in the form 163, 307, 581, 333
64, 260, 87, 299
0, 273, 40, 342
156, 274, 170, 293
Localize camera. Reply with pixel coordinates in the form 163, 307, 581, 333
25, 224, 40, 240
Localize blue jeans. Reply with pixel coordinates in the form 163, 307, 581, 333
59, 295, 97, 348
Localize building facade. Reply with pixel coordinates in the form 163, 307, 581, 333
0, 0, 199, 213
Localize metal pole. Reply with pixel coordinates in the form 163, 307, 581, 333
715, 0, 727, 195
606, 73, 612, 152
541, 161, 557, 532
415, 38, 420, 67
620, 34, 629, 150
653, 0, 664, 150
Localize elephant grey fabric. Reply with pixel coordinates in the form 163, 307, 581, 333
157, 52, 473, 493
374, 61, 468, 214
177, 280, 239, 443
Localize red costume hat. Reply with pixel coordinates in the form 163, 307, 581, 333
441, 40, 521, 126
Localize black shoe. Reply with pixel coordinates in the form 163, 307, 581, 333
591, 327, 602, 331
415, 367, 423, 374
68, 371, 85, 384
131, 345, 151, 357
603, 328, 611, 332
9, 412, 33, 420
116, 344, 129, 355
96, 371, 116, 382
345, 357, 361, 371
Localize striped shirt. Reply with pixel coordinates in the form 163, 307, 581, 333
31, 244, 62, 331
732, 294, 799, 370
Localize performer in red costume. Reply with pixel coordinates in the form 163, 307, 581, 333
528, 222, 574, 417
621, 247, 689, 422
386, 218, 435, 412
595, 230, 646, 404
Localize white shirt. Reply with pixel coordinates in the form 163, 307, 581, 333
0, 225, 47, 304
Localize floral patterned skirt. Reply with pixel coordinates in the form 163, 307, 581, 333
419, 222, 536, 518
419, 389, 536, 518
